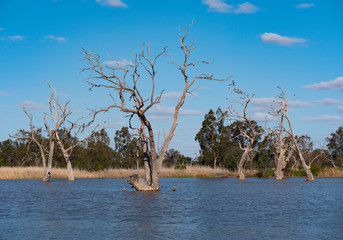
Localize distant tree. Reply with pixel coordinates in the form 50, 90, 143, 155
114, 127, 141, 168
326, 126, 343, 168
84, 129, 117, 171
0, 139, 32, 167
163, 148, 192, 167
255, 134, 276, 172
195, 108, 227, 168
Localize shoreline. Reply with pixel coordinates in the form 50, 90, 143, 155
1, 166, 342, 180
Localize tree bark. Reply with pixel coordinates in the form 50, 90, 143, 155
66, 157, 75, 181
275, 148, 286, 180
238, 147, 251, 180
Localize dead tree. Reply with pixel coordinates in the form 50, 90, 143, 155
273, 89, 314, 181
269, 112, 295, 180
46, 84, 100, 181
225, 88, 266, 180
82, 22, 226, 190
11, 107, 54, 182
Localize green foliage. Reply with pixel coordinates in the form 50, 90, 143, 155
289, 169, 306, 177
310, 164, 320, 176
256, 169, 275, 178
174, 164, 187, 170
164, 148, 191, 167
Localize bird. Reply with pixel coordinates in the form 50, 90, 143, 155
172, 186, 176, 191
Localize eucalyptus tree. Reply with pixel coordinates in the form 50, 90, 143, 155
326, 126, 343, 168
114, 127, 140, 168
195, 108, 227, 168
81, 22, 227, 190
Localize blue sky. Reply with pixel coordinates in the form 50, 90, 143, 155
0, 0, 342, 157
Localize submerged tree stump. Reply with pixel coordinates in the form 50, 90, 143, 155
126, 174, 159, 191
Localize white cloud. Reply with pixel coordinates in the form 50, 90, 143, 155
0, 91, 9, 97
289, 100, 313, 108
148, 105, 202, 116
251, 112, 275, 122
203, 0, 233, 13
96, 0, 127, 8
304, 77, 343, 90
314, 98, 343, 105
104, 58, 133, 67
203, 0, 259, 14
260, 32, 306, 45
300, 115, 343, 123
162, 92, 199, 100
9, 35, 24, 41
0, 28, 4, 31
295, 3, 315, 9
338, 106, 343, 113
44, 35, 67, 42
250, 97, 312, 111
234, 2, 259, 14
22, 101, 46, 110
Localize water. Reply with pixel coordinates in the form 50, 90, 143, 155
0, 178, 342, 240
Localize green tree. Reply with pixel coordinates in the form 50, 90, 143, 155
195, 108, 227, 168
114, 127, 141, 168
163, 148, 192, 167
326, 126, 343, 168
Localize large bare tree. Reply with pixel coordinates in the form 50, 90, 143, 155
82, 23, 226, 190
225, 87, 266, 180
273, 89, 314, 181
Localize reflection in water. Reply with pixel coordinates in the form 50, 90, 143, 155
0, 178, 342, 239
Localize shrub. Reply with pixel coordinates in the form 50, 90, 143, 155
310, 164, 320, 176
174, 164, 187, 170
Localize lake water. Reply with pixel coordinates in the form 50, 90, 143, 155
0, 178, 342, 240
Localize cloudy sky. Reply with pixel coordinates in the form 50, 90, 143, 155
0, 0, 342, 156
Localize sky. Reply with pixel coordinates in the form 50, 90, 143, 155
0, 0, 342, 157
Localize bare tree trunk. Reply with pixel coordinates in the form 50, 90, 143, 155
238, 148, 251, 180
66, 155, 75, 181
42, 140, 54, 182
275, 148, 286, 180
298, 150, 314, 181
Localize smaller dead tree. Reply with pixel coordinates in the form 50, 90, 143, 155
226, 87, 266, 180
269, 111, 295, 180
273, 89, 314, 181
11, 107, 54, 182
46, 84, 100, 181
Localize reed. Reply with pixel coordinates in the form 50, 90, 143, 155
317, 168, 343, 178
4, 166, 341, 180
0, 166, 241, 180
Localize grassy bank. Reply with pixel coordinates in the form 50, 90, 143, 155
0, 166, 258, 180
1, 166, 342, 180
